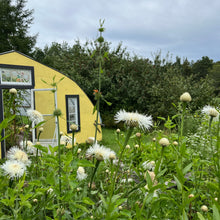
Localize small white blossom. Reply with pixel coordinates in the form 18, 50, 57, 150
27, 109, 44, 125
86, 143, 116, 161
180, 92, 192, 102
114, 110, 153, 130
77, 166, 87, 181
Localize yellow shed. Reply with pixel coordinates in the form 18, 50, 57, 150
0, 51, 102, 158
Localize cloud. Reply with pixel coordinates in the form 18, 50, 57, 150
26, 0, 220, 61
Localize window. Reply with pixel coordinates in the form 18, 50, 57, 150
66, 95, 80, 133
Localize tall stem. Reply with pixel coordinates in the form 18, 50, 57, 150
56, 115, 62, 220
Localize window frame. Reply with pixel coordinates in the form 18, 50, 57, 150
65, 95, 80, 133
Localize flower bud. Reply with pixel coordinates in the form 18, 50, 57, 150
9, 88, 17, 94
159, 138, 170, 147
180, 92, 192, 102
201, 205, 208, 212
116, 128, 120, 133
70, 123, 78, 131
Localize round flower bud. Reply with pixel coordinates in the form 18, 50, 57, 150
116, 128, 120, 133
109, 153, 116, 160
39, 127, 44, 132
36, 142, 41, 145
33, 199, 38, 203
136, 132, 141, 138
152, 137, 156, 142
188, 194, 194, 198
77, 148, 81, 154
209, 108, 218, 117
70, 123, 78, 131
77, 187, 80, 192
90, 216, 94, 219
215, 197, 218, 201
134, 144, 139, 148
60, 131, 63, 136
173, 141, 178, 146
180, 92, 192, 102
118, 206, 123, 210
126, 144, 130, 149
201, 205, 208, 212
25, 124, 29, 129
105, 169, 109, 173
53, 108, 62, 117
86, 137, 95, 145
159, 138, 170, 147
9, 88, 17, 94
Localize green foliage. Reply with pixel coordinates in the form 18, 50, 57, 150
0, 0, 37, 54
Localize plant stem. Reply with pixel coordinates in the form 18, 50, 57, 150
89, 160, 100, 192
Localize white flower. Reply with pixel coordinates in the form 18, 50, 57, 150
114, 110, 153, 130
201, 105, 219, 118
1, 160, 26, 179
77, 166, 87, 181
86, 137, 95, 144
7, 147, 31, 166
60, 135, 72, 145
27, 109, 44, 124
180, 92, 192, 102
86, 143, 116, 161
47, 188, 53, 194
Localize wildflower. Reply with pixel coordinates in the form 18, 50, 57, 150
215, 198, 218, 201
90, 216, 94, 219
9, 88, 17, 94
105, 169, 109, 173
136, 132, 141, 138
114, 110, 153, 130
60, 131, 63, 136
159, 138, 170, 147
60, 135, 72, 145
152, 137, 156, 142
24, 124, 29, 129
188, 194, 195, 198
201, 105, 219, 118
173, 141, 178, 146
27, 109, 44, 125
126, 145, 130, 149
201, 205, 208, 212
7, 147, 31, 166
86, 137, 95, 144
47, 188, 53, 194
77, 148, 81, 154
180, 92, 192, 102
39, 127, 44, 132
1, 160, 26, 179
134, 144, 139, 148
118, 206, 123, 210
70, 123, 78, 131
144, 170, 157, 185
86, 143, 116, 161
77, 167, 87, 181
109, 152, 116, 160
116, 128, 120, 133
33, 199, 38, 203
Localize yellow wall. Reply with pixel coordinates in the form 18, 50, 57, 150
0, 51, 102, 145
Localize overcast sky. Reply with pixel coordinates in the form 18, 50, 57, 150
26, 0, 220, 62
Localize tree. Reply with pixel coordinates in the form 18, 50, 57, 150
0, 0, 37, 54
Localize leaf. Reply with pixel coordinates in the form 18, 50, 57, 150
183, 163, 193, 175
173, 175, 182, 192
20, 200, 32, 209
156, 168, 167, 179
213, 204, 220, 220
82, 197, 95, 206
34, 144, 48, 153
197, 212, 206, 220
77, 159, 95, 167
99, 194, 107, 209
